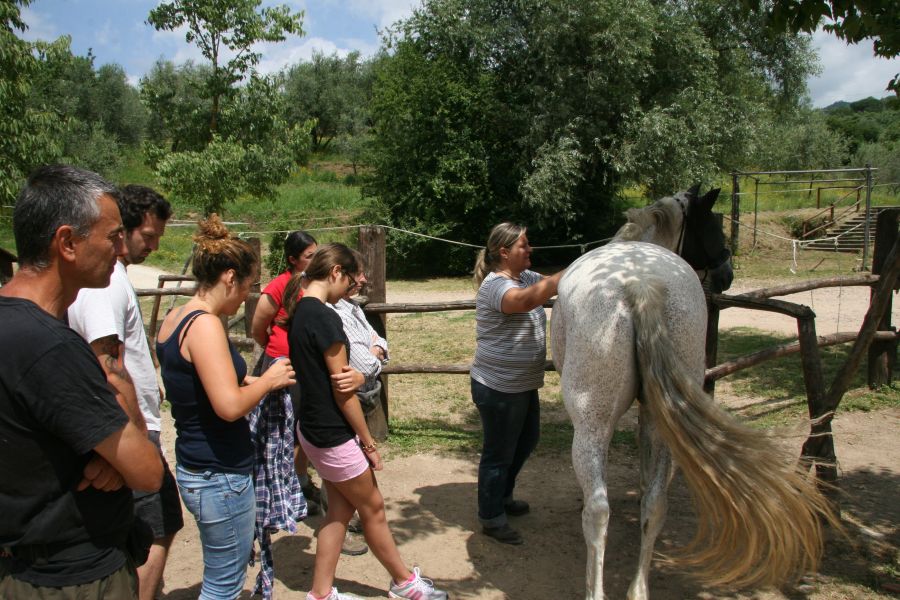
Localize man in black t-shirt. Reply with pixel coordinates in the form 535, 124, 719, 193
0, 165, 163, 599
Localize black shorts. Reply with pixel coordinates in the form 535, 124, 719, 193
133, 432, 184, 540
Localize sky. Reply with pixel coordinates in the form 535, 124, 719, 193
18, 0, 900, 108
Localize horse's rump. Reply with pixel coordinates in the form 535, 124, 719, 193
554, 239, 838, 591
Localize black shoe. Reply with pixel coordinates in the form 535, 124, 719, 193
504, 499, 530, 516
482, 524, 523, 545
297, 498, 320, 520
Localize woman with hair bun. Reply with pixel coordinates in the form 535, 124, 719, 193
156, 214, 296, 599
284, 243, 447, 600
471, 222, 564, 546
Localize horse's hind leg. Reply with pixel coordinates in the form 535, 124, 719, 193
566, 374, 634, 600
628, 402, 674, 600
571, 424, 613, 600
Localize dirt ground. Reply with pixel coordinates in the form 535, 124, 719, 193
129, 266, 899, 599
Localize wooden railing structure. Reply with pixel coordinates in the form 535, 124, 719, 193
137, 214, 899, 493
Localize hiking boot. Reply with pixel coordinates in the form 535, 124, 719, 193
503, 499, 530, 517
306, 586, 362, 600
302, 478, 323, 505
347, 514, 363, 534
389, 567, 448, 599
340, 530, 368, 556
296, 498, 320, 521
482, 523, 523, 545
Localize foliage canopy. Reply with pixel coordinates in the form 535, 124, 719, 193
366, 0, 818, 275
0, 0, 63, 203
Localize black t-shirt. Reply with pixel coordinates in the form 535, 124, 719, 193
289, 296, 354, 448
0, 297, 132, 587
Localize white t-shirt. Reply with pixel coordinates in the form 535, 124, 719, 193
68, 261, 162, 431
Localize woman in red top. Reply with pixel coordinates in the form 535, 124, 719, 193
252, 230, 318, 358
251, 230, 320, 507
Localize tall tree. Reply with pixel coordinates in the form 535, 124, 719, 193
27, 40, 147, 176
147, 0, 303, 134
140, 59, 214, 153
367, 0, 817, 275
0, 0, 63, 203
283, 51, 374, 152
145, 1, 310, 215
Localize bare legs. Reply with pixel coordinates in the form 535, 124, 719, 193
309, 470, 411, 598
137, 534, 174, 600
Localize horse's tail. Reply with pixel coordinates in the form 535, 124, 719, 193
624, 277, 840, 589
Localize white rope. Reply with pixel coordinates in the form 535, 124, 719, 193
236, 223, 611, 251
791, 240, 799, 274
836, 278, 843, 333
723, 214, 796, 243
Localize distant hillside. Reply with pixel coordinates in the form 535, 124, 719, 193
822, 100, 850, 112
821, 96, 898, 113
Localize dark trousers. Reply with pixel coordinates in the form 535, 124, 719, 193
471, 378, 540, 527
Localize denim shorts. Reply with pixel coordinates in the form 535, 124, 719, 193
175, 465, 255, 600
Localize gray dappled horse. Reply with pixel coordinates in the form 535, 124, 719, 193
551, 186, 837, 600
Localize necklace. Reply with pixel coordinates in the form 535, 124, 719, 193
496, 269, 520, 281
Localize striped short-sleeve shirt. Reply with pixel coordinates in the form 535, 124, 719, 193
470, 270, 547, 393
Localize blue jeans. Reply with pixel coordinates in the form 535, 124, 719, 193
175, 465, 255, 600
471, 379, 540, 527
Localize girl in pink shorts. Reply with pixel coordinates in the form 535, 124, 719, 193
282, 243, 448, 600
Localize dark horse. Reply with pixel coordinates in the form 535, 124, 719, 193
551, 186, 837, 599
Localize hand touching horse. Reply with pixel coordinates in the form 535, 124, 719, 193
551, 186, 838, 600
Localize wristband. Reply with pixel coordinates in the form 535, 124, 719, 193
360, 440, 378, 453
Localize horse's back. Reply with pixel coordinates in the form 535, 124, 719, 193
552, 242, 708, 420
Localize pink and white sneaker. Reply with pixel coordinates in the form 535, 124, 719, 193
388, 567, 449, 599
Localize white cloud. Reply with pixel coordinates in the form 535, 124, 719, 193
18, 6, 59, 42
256, 36, 378, 74
808, 30, 900, 107
151, 25, 206, 64
331, 0, 419, 30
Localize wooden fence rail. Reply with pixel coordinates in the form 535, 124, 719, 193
137, 213, 898, 495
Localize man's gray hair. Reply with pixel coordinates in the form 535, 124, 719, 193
14, 165, 120, 269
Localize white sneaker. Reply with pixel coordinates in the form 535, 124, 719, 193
306, 586, 363, 600
389, 567, 449, 599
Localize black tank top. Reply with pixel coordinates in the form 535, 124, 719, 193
157, 310, 252, 473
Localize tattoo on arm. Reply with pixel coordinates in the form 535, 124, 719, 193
94, 335, 132, 384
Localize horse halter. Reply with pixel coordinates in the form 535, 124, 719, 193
674, 196, 689, 258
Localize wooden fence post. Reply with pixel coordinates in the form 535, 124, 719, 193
244, 237, 261, 338
704, 213, 726, 397
358, 226, 389, 441
730, 171, 740, 256
867, 208, 899, 388
796, 315, 838, 504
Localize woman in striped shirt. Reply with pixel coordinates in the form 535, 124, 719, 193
470, 222, 565, 545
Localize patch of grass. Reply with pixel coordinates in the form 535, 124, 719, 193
384, 417, 635, 457
716, 327, 900, 427
109, 154, 158, 187
388, 277, 474, 295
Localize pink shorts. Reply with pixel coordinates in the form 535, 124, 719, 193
298, 432, 370, 483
